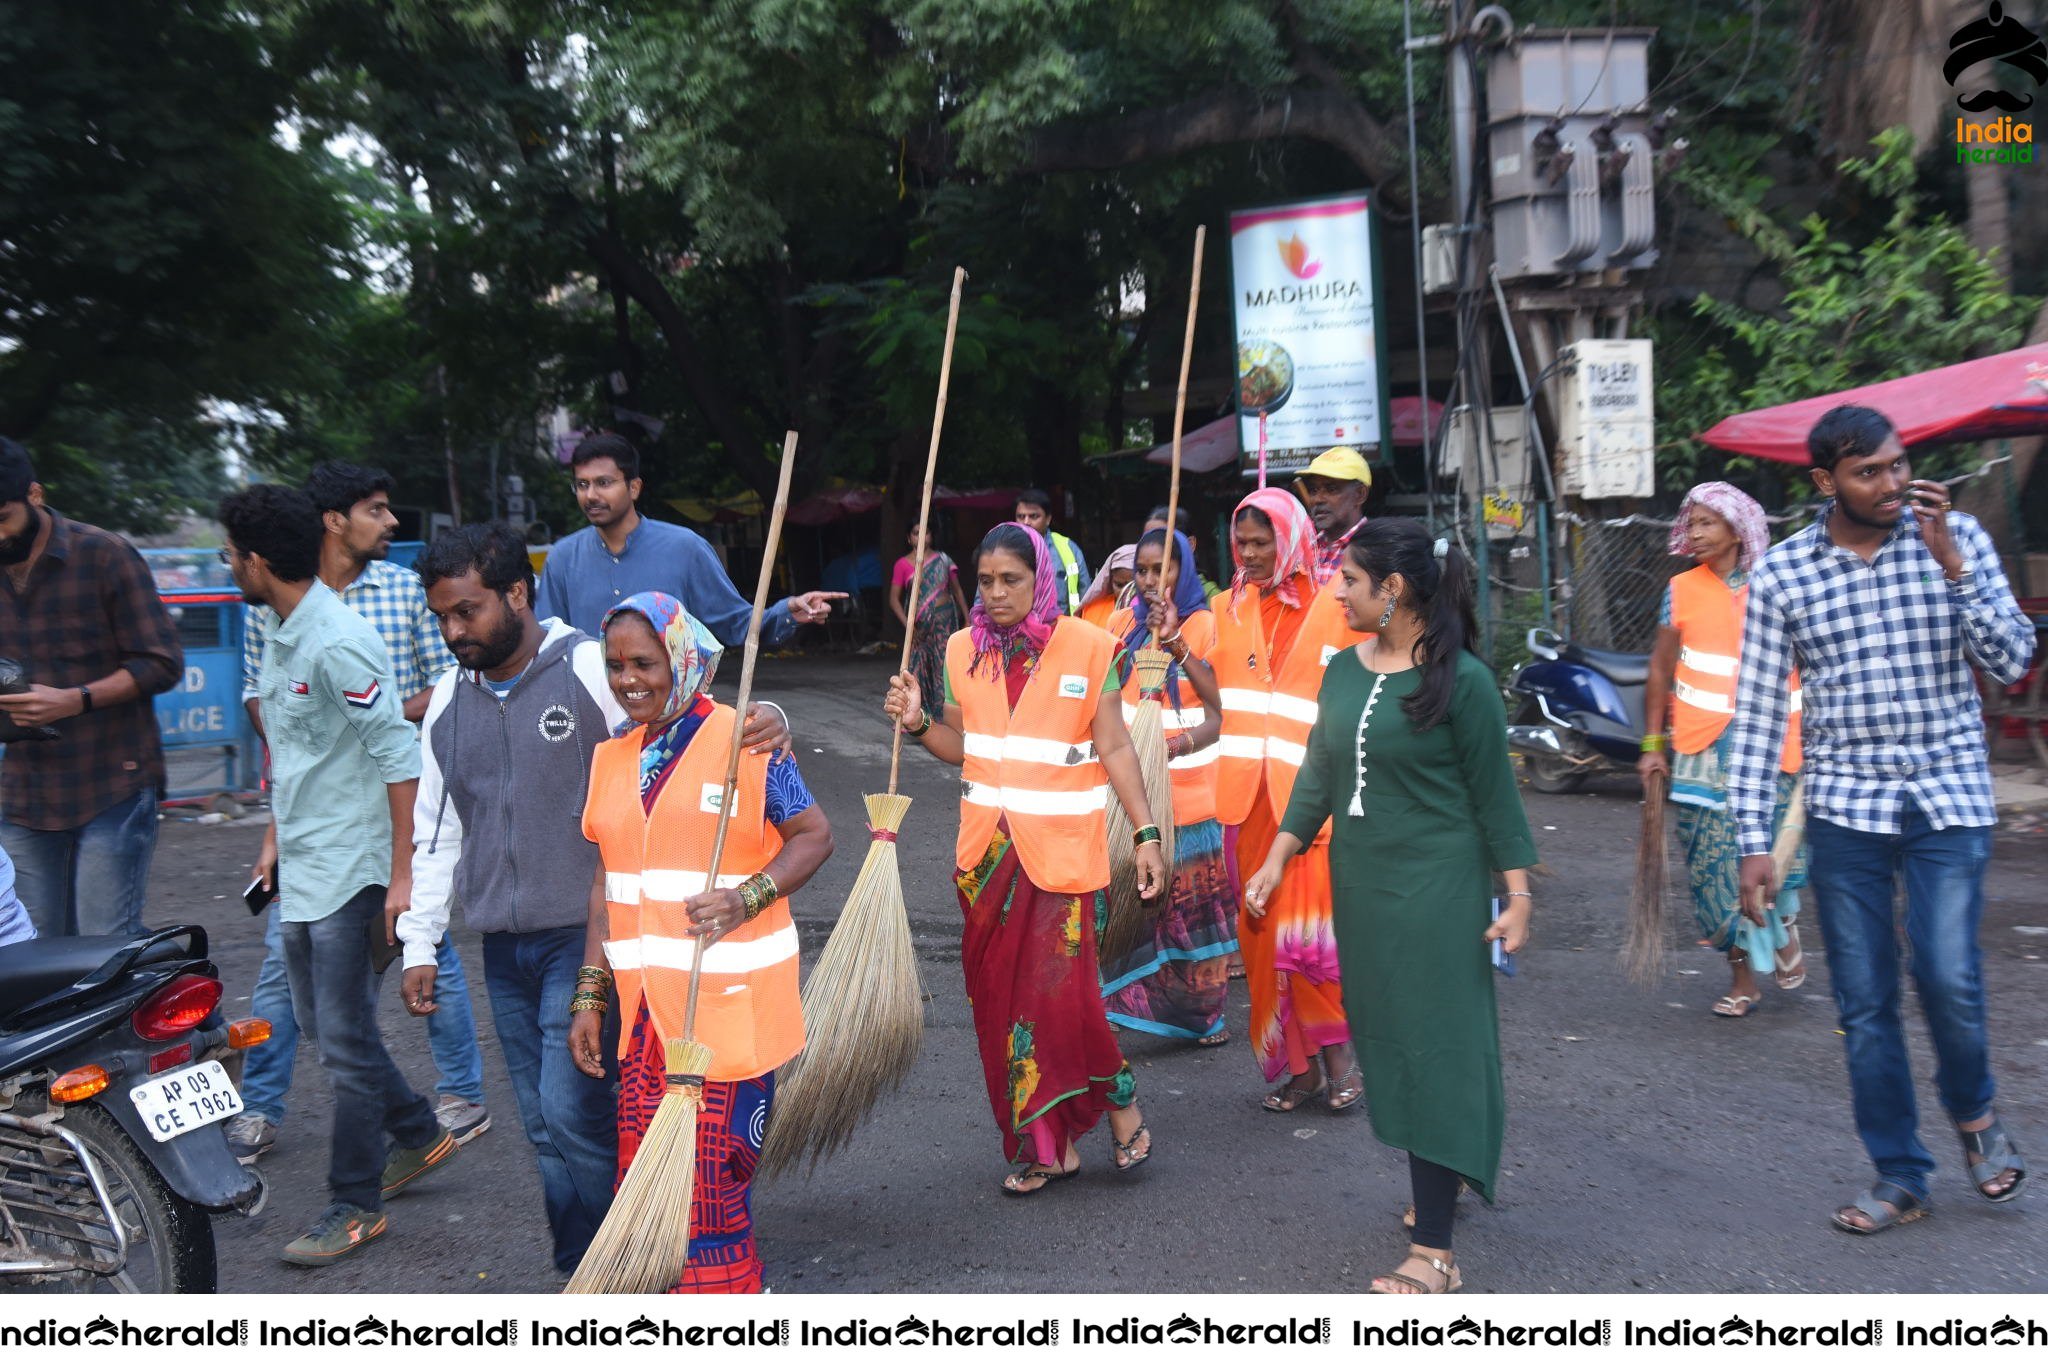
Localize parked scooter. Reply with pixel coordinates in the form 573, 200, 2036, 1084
1, 925, 268, 1293
1504, 627, 1649, 793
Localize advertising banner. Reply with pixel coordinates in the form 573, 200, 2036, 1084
1228, 193, 1389, 479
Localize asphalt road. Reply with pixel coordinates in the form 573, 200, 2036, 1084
144, 656, 2047, 1294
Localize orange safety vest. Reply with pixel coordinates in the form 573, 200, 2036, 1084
581, 704, 805, 1079
1105, 606, 1219, 827
946, 617, 1116, 894
1078, 596, 1119, 631
1668, 564, 1801, 772
1208, 577, 1369, 829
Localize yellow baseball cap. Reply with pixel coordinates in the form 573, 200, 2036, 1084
1300, 446, 1373, 487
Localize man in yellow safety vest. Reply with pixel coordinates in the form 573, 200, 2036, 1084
1014, 488, 1090, 616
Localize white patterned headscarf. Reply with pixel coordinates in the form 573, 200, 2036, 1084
1670, 482, 1770, 571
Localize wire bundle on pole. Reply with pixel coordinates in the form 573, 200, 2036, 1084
758, 268, 967, 1180
564, 430, 800, 1294
1101, 227, 1204, 965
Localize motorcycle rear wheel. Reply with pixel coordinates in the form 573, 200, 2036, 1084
1, 1099, 217, 1294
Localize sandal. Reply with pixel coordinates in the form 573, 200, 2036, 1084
1774, 928, 1807, 991
1193, 1029, 1232, 1048
1369, 1248, 1461, 1294
1001, 1160, 1078, 1196
1261, 1069, 1325, 1113
1959, 1117, 2028, 1203
1111, 1121, 1152, 1172
1711, 993, 1761, 1018
1328, 1064, 1365, 1113
1830, 1180, 1930, 1235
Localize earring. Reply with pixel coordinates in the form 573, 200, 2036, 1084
1377, 602, 1394, 630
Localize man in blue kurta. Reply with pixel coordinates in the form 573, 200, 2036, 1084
534, 434, 844, 642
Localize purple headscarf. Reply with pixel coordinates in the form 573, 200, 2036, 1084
968, 521, 1061, 677
1670, 481, 1771, 571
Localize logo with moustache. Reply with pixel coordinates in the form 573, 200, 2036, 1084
1947, 2, 2048, 112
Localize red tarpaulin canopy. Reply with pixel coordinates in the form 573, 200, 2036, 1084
1697, 344, 2048, 465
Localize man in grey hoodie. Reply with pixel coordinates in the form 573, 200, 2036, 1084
396, 522, 788, 1274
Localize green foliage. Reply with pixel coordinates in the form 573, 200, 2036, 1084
1654, 127, 2037, 490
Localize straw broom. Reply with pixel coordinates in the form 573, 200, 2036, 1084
1622, 765, 1670, 986
564, 430, 799, 1294
758, 269, 966, 1180
1100, 226, 1204, 965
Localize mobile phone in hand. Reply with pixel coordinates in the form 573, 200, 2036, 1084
1490, 898, 1516, 978
244, 871, 278, 915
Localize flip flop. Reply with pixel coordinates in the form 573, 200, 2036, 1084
1711, 993, 1761, 1018
1775, 929, 1807, 991
1261, 1073, 1326, 1113
1192, 1029, 1232, 1048
1001, 1162, 1078, 1196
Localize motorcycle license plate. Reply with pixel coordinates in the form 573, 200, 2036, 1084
128, 1059, 243, 1143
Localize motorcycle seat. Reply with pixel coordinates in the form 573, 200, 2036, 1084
0, 935, 189, 1014
1560, 641, 1651, 685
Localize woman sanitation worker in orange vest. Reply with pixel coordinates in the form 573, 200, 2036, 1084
883, 522, 1165, 1196
1211, 486, 1368, 1112
570, 592, 835, 1293
1637, 483, 1805, 1020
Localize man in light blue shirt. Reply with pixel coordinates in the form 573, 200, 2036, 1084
220, 483, 456, 1267
535, 434, 845, 641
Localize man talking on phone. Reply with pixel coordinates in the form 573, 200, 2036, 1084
1726, 404, 2034, 1238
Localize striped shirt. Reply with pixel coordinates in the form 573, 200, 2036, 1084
241, 558, 453, 704
1726, 505, 2034, 856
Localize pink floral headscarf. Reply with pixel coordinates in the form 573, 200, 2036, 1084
1228, 487, 1317, 615
968, 521, 1061, 677
1670, 482, 1770, 571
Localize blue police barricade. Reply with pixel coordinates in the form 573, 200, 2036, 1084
142, 550, 261, 800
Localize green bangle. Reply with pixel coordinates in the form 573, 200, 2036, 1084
1639, 734, 1668, 754
905, 708, 934, 738
1132, 824, 1162, 847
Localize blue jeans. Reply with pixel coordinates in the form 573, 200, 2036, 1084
482, 927, 619, 1274
241, 899, 484, 1126
280, 884, 439, 1211
2, 787, 158, 939
1806, 805, 1997, 1201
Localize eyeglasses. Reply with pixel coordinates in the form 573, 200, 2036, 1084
217, 549, 231, 566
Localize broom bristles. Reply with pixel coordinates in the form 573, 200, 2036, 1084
563, 1037, 713, 1294
1623, 767, 1671, 987
758, 792, 926, 1181
1100, 649, 1177, 966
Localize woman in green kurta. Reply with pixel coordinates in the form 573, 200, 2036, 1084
1246, 519, 1537, 1295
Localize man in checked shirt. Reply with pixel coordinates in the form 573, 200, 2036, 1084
1727, 404, 2035, 1237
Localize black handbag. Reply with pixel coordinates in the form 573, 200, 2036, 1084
0, 656, 62, 743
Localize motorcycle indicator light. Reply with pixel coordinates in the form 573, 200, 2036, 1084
226, 1018, 271, 1050
148, 1043, 193, 1074
131, 974, 223, 1042
51, 1065, 111, 1103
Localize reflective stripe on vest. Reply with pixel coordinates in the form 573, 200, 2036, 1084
946, 618, 1116, 893
1051, 533, 1084, 615
1208, 581, 1367, 826
1668, 564, 1801, 772
582, 705, 805, 1078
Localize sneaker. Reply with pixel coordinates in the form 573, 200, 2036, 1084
223, 1114, 278, 1165
380, 1127, 458, 1199
434, 1094, 491, 1146
281, 1201, 387, 1266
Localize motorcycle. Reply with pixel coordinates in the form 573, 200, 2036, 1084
1, 925, 268, 1293
1504, 627, 1649, 793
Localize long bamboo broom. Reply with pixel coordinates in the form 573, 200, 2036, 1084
1100, 226, 1205, 966
564, 429, 799, 1294
1622, 765, 1670, 986
758, 269, 966, 1180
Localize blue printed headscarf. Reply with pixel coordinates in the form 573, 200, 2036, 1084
601, 590, 722, 731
